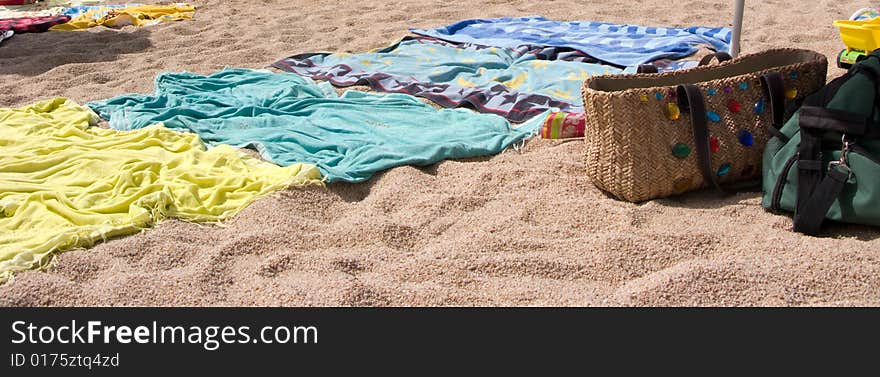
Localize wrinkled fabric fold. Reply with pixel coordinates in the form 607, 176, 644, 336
0, 98, 322, 282
50, 3, 193, 30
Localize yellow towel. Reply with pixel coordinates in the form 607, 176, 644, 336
50, 3, 195, 31
0, 98, 322, 282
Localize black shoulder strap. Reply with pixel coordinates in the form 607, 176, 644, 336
793, 164, 850, 234
792, 80, 844, 235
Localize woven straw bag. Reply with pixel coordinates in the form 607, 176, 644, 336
582, 49, 828, 202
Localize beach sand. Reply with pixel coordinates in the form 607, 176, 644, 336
1, 0, 878, 306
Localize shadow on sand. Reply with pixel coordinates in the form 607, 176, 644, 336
0, 28, 152, 76
646, 188, 880, 241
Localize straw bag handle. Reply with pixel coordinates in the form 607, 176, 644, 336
676, 84, 724, 192
638, 52, 733, 74
760, 72, 786, 129
637, 65, 659, 74
698, 52, 733, 66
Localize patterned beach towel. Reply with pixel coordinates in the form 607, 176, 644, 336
88, 68, 543, 183
411, 16, 731, 67
274, 37, 622, 122
0, 13, 68, 32
276, 17, 724, 121
0, 98, 322, 282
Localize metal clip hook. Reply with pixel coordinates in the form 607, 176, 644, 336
829, 134, 853, 181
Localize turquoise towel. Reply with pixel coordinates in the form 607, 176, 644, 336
88, 68, 543, 183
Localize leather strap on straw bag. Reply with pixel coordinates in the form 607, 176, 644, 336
676, 84, 724, 192
761, 71, 788, 139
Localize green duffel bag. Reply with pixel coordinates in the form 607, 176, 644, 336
762, 50, 880, 235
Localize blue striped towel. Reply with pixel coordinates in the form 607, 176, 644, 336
411, 16, 731, 67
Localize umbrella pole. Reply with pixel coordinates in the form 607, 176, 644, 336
731, 0, 745, 57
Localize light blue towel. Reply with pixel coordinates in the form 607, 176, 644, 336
411, 16, 731, 67
87, 68, 543, 183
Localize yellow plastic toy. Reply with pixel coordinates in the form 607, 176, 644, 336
834, 11, 880, 68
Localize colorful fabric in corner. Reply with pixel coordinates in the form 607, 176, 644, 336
0, 0, 103, 19
0, 98, 322, 282
0, 27, 11, 44
0, 14, 68, 32
540, 112, 585, 139
411, 16, 732, 67
87, 68, 544, 183
50, 3, 193, 30
274, 37, 622, 122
